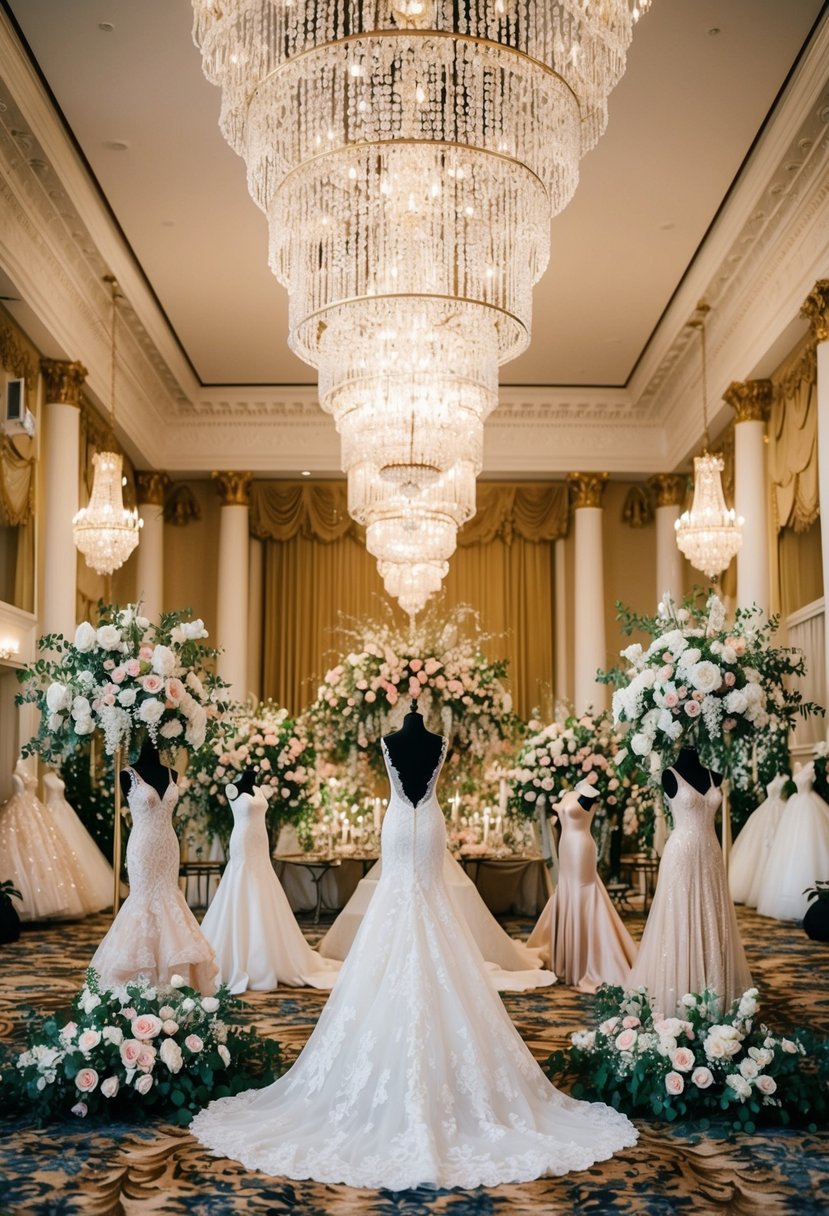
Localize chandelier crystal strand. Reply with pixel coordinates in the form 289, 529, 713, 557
193, 1, 642, 613
72, 277, 143, 576
674, 303, 744, 581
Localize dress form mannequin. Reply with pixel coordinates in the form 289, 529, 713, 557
382, 700, 444, 807
662, 746, 722, 799
228, 768, 257, 798
121, 737, 175, 799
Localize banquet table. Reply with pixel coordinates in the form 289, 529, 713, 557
458, 853, 552, 916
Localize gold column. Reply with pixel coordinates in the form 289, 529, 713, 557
801, 281, 829, 713
212, 470, 253, 506
647, 473, 686, 509
40, 358, 88, 408
40, 359, 88, 638
136, 470, 170, 507
566, 471, 608, 510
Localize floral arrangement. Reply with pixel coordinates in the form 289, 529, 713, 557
1, 969, 282, 1126
620, 776, 662, 853
18, 604, 227, 764
604, 592, 819, 780
306, 604, 523, 788
546, 984, 829, 1132
507, 711, 623, 819
180, 700, 317, 851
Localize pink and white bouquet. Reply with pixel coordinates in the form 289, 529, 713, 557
1, 968, 281, 1125
18, 604, 227, 763
547, 983, 829, 1130
507, 711, 625, 820
606, 592, 818, 779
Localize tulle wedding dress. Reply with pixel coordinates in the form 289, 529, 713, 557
319, 850, 554, 992
90, 768, 218, 993
191, 737, 637, 1189
0, 761, 85, 921
200, 785, 339, 992
728, 773, 789, 907
43, 770, 113, 913
528, 789, 637, 992
756, 761, 829, 922
627, 765, 751, 1017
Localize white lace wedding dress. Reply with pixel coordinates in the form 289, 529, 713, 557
191, 738, 637, 1189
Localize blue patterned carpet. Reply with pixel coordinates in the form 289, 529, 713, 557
0, 906, 827, 1215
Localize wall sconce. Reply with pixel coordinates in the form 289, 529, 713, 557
0, 639, 20, 661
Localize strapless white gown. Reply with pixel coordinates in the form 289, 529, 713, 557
728, 773, 788, 907
43, 771, 113, 913
200, 787, 339, 992
756, 762, 829, 922
191, 738, 637, 1189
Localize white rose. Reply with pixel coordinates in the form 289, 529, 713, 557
630, 732, 650, 756
217, 1044, 231, 1067
74, 622, 97, 652
102, 1025, 123, 1046
158, 1038, 183, 1074
47, 713, 64, 731
71, 696, 92, 720
160, 719, 184, 739
118, 689, 137, 707
134, 1073, 154, 1095
151, 644, 176, 677
138, 697, 164, 724
75, 716, 95, 735
100, 1075, 120, 1099
724, 689, 748, 715
691, 661, 722, 693
725, 1074, 751, 1101
201, 996, 220, 1013
46, 682, 70, 713
96, 625, 122, 651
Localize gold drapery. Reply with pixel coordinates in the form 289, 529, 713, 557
258, 481, 568, 719
778, 521, 823, 618
770, 339, 818, 533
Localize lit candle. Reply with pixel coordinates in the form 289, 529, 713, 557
341, 814, 349, 845
451, 793, 460, 825
373, 797, 381, 833
483, 807, 490, 844
499, 776, 508, 817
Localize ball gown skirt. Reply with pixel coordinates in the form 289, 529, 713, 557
756, 762, 829, 922
42, 771, 113, 913
627, 768, 751, 1018
200, 787, 339, 992
190, 739, 637, 1190
728, 773, 788, 907
528, 798, 637, 992
90, 770, 218, 994
0, 764, 86, 921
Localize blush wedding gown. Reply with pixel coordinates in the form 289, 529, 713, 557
756, 761, 829, 922
43, 770, 113, 913
627, 766, 751, 1017
527, 793, 637, 992
200, 785, 339, 992
728, 773, 789, 907
90, 768, 218, 994
191, 738, 637, 1189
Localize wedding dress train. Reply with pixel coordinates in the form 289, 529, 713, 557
43, 771, 113, 914
728, 774, 788, 907
191, 738, 637, 1189
756, 762, 829, 922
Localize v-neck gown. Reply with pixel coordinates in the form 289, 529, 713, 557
190, 737, 637, 1190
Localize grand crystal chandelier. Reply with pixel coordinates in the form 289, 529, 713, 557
193, 0, 646, 612
675, 303, 744, 581
73, 277, 143, 576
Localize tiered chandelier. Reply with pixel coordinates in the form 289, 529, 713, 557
675, 302, 744, 581
193, 0, 646, 614
73, 276, 143, 576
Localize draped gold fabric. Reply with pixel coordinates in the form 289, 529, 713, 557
259, 481, 567, 719
769, 339, 818, 533
778, 521, 823, 618
0, 437, 34, 526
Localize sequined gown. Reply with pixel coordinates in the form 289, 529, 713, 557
527, 794, 637, 991
43, 771, 113, 913
0, 762, 85, 921
200, 787, 339, 992
90, 769, 218, 993
191, 737, 637, 1189
627, 767, 751, 1016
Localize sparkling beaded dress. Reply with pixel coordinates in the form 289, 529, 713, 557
527, 792, 637, 991
200, 786, 339, 992
191, 737, 637, 1189
43, 771, 113, 913
756, 762, 829, 922
0, 762, 85, 921
90, 769, 218, 993
627, 767, 751, 1016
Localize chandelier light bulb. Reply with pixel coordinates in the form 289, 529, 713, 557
73, 451, 143, 576
675, 453, 744, 581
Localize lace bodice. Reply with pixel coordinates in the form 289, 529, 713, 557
380, 738, 448, 887
227, 788, 270, 868
766, 773, 788, 801
124, 769, 181, 894
794, 761, 816, 795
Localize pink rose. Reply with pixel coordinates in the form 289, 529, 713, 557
137, 1044, 157, 1072
161, 1019, 179, 1036
671, 1047, 696, 1072
386, 687, 398, 706
103, 659, 115, 671
139, 645, 154, 660
102, 693, 116, 706
409, 659, 423, 672
185, 1034, 204, 1053
125, 659, 141, 678
723, 671, 736, 687
111, 667, 126, 684
664, 1070, 685, 1095
417, 670, 428, 684
101, 1076, 120, 1099
131, 1014, 163, 1040
684, 700, 701, 718
663, 691, 678, 709
78, 1028, 101, 1053
692, 1066, 714, 1089
75, 1067, 99, 1093
622, 1016, 640, 1029
615, 1028, 638, 1052
120, 1039, 142, 1068
142, 674, 164, 694
364, 690, 376, 703
134, 1073, 154, 1095
755, 1075, 777, 1095
71, 1101, 88, 1117
165, 677, 186, 702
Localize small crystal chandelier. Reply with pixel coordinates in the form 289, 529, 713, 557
675, 303, 744, 581
73, 276, 143, 576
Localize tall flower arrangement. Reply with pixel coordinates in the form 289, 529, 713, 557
18, 604, 227, 763
180, 701, 317, 851
604, 592, 819, 780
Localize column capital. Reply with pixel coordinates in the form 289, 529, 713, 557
135, 470, 170, 506
212, 471, 252, 507
801, 280, 829, 342
723, 379, 773, 423
567, 471, 608, 510
647, 473, 686, 509
40, 358, 88, 406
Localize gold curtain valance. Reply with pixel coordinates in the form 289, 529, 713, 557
0, 437, 35, 526
251, 480, 570, 545
769, 339, 818, 533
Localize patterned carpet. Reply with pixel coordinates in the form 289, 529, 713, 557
0, 905, 827, 1216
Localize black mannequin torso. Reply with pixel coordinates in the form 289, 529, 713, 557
121, 737, 176, 800
383, 701, 444, 808
662, 746, 723, 799
229, 768, 257, 798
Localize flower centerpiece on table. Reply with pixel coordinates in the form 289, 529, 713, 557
179, 701, 317, 852
306, 604, 523, 792
546, 983, 829, 1132
0, 968, 282, 1126
17, 604, 227, 764
604, 591, 820, 781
